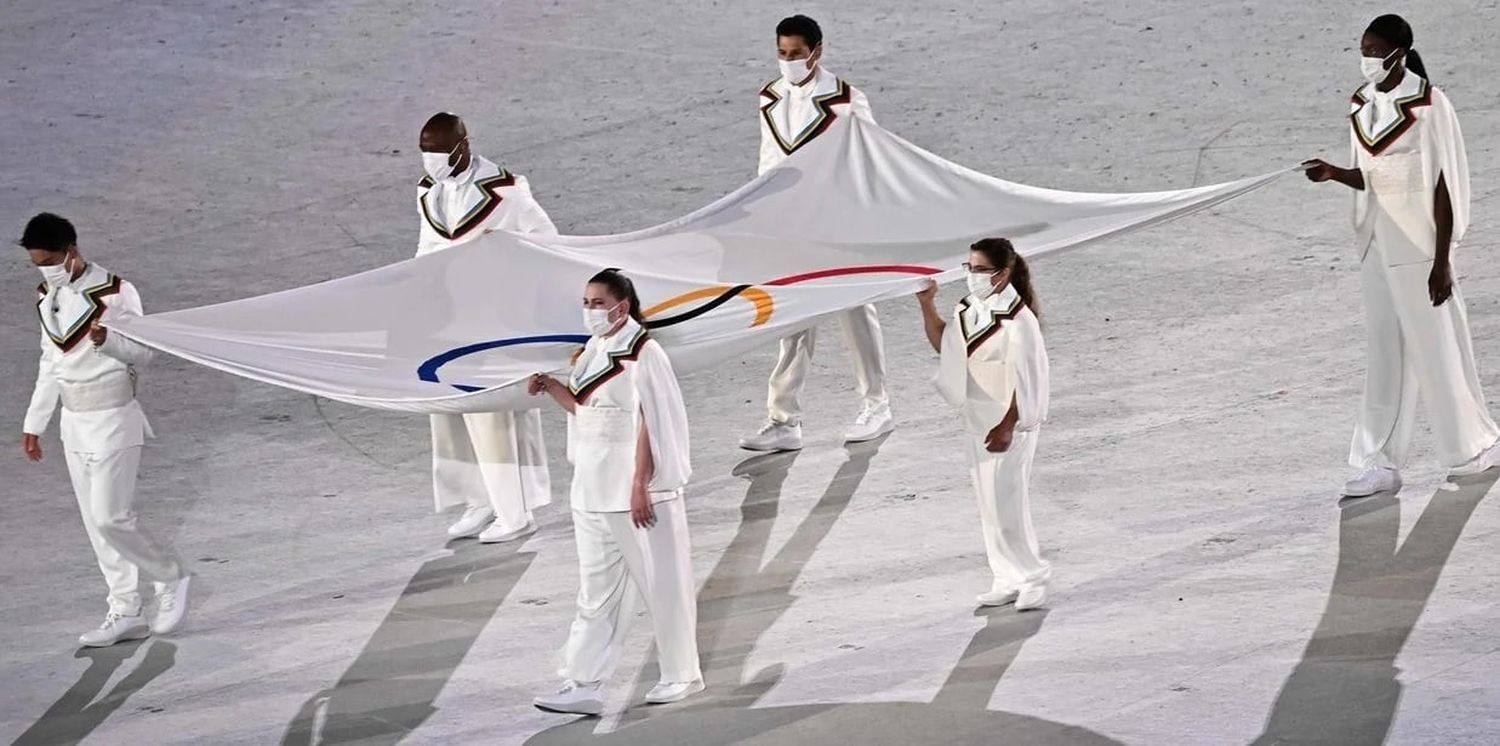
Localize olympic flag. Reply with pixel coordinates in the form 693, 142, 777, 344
109, 117, 1292, 413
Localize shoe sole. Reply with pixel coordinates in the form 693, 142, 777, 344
844, 424, 895, 444
79, 628, 151, 648
534, 702, 603, 716
738, 442, 803, 452
976, 595, 1018, 607
479, 526, 537, 544
645, 682, 706, 705
447, 523, 493, 539
1341, 482, 1401, 498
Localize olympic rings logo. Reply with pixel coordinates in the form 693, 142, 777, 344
418, 264, 940, 391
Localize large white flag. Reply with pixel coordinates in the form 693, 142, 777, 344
109, 117, 1291, 413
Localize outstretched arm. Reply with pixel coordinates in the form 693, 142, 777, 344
915, 280, 946, 353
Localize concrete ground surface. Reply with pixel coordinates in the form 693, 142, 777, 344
3, 0, 1500, 743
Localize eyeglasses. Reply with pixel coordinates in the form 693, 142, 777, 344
962, 262, 998, 275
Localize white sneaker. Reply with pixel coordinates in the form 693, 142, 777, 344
1451, 439, 1500, 477
976, 586, 1018, 607
78, 612, 151, 647
645, 679, 705, 704
533, 679, 604, 716
478, 520, 537, 544
844, 405, 894, 443
151, 574, 193, 635
1341, 467, 1402, 497
446, 505, 495, 539
1016, 584, 1048, 612
739, 421, 803, 452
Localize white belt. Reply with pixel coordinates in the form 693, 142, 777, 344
60, 370, 136, 413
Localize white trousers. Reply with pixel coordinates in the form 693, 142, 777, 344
430, 409, 550, 531
965, 429, 1050, 590
64, 446, 182, 616
1350, 257, 1500, 469
767, 304, 889, 424
559, 497, 701, 684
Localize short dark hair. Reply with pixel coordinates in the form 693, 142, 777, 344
19, 213, 77, 252
776, 15, 822, 49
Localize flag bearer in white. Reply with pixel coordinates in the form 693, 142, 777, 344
916, 238, 1052, 611
739, 14, 894, 453
416, 112, 555, 542
19, 213, 192, 647
1305, 15, 1500, 498
528, 269, 703, 715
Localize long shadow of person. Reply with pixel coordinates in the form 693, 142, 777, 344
13, 639, 177, 746
525, 436, 1121, 745
1252, 472, 1499, 745
282, 539, 536, 745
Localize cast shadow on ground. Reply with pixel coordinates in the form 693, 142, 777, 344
281, 539, 535, 745
524, 436, 1121, 745
1252, 472, 1498, 745
13, 638, 177, 746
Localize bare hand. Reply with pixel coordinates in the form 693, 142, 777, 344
984, 421, 1015, 453
1429, 261, 1454, 306
89, 322, 107, 346
22, 433, 42, 462
630, 483, 657, 529
915, 278, 938, 305
527, 373, 552, 396
1302, 159, 1336, 183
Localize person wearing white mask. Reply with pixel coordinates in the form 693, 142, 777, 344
1304, 14, 1500, 498
739, 14, 894, 453
528, 268, 702, 715
916, 238, 1052, 611
19, 213, 193, 647
415, 112, 557, 543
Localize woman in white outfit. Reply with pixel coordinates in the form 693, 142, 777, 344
1305, 14, 1500, 498
916, 238, 1051, 610
528, 269, 703, 715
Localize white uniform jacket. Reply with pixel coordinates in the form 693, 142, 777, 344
416, 154, 556, 257
1349, 72, 1470, 265
935, 285, 1050, 436
25, 263, 155, 453
758, 66, 875, 176
565, 319, 692, 513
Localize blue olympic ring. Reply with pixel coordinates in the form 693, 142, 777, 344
418, 333, 590, 392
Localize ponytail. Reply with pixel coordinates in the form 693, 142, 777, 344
1404, 48, 1428, 80
969, 237, 1039, 318
588, 268, 646, 323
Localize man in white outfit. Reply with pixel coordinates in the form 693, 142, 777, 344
416, 112, 556, 542
20, 213, 192, 647
739, 14, 895, 453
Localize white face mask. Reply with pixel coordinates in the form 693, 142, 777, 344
1361, 49, 1400, 84
582, 303, 623, 336
966, 270, 997, 299
778, 56, 815, 85
38, 256, 75, 287
422, 151, 456, 182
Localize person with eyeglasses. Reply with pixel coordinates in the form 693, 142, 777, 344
1304, 15, 1500, 498
415, 112, 558, 543
915, 238, 1052, 611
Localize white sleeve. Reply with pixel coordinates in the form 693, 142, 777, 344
99, 281, 155, 366
512, 176, 558, 235
635, 340, 692, 491
849, 85, 876, 126
415, 188, 441, 256
23, 333, 61, 437
1011, 313, 1050, 431
1427, 89, 1471, 245
758, 113, 781, 176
